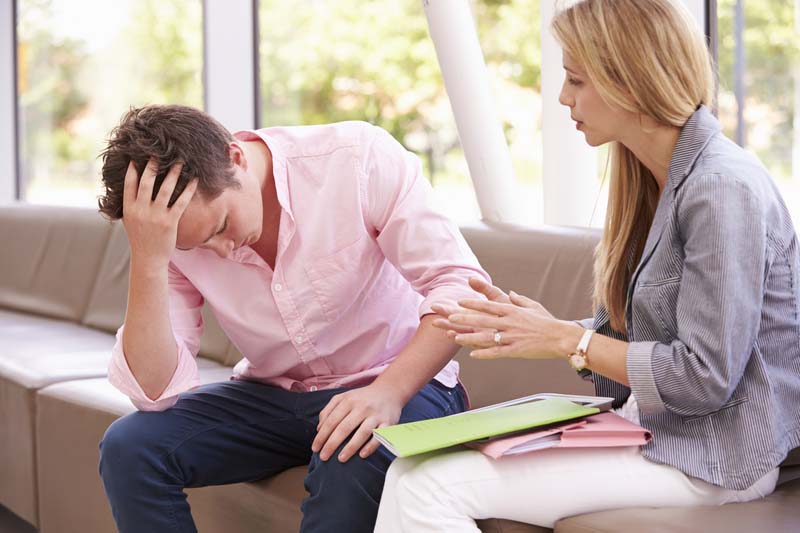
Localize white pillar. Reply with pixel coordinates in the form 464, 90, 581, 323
0, 0, 18, 204
681, 0, 706, 31
203, 0, 257, 130
422, 0, 520, 223
540, 1, 597, 227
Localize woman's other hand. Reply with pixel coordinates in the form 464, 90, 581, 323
446, 296, 583, 361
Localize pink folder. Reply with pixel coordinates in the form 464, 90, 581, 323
466, 411, 652, 459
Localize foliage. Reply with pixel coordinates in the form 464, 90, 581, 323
258, 0, 541, 183
717, 0, 799, 179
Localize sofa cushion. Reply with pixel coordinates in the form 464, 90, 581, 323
0, 310, 115, 526
554, 477, 800, 533
0, 310, 115, 388
35, 360, 234, 533
0, 205, 113, 322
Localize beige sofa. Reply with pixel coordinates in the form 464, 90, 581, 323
1, 204, 798, 532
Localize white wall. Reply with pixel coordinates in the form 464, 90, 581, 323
0, 0, 17, 203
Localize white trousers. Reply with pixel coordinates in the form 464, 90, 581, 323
374, 445, 779, 532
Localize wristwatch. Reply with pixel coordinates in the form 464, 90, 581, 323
568, 329, 595, 371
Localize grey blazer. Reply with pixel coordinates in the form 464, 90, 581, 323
584, 106, 800, 490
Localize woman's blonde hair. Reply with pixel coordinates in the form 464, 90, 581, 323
551, 0, 715, 332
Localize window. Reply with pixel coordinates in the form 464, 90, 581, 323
258, 0, 542, 224
16, 0, 203, 206
716, 0, 800, 228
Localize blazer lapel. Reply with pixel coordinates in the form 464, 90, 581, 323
624, 106, 722, 318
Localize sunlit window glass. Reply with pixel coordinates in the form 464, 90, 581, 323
16, 0, 203, 207
258, 0, 541, 225
717, 0, 800, 229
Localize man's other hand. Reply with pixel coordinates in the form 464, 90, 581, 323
312, 383, 405, 462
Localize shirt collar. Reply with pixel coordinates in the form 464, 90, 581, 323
233, 129, 293, 220
666, 105, 722, 192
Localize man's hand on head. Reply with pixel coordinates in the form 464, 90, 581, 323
122, 158, 197, 272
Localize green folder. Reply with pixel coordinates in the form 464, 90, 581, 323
374, 397, 599, 457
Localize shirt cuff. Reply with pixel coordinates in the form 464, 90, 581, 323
108, 328, 200, 412
626, 341, 667, 414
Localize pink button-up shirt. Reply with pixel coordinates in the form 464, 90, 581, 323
109, 121, 490, 411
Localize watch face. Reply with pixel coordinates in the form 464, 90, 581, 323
569, 354, 586, 370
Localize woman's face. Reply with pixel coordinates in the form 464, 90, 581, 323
558, 53, 630, 147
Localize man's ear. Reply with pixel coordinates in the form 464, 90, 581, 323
229, 141, 247, 170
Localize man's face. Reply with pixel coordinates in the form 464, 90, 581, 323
175, 166, 264, 258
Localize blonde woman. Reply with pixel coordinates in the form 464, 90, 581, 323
374, 0, 800, 530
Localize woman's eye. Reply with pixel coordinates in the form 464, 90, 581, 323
568, 77, 583, 87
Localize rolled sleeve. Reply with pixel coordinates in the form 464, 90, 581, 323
363, 126, 490, 315
108, 327, 201, 411
626, 341, 666, 413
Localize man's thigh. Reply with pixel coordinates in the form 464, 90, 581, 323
103, 379, 318, 488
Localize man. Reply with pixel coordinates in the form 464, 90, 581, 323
97, 104, 489, 532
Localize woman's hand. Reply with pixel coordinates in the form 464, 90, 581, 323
445, 292, 583, 360
431, 277, 511, 334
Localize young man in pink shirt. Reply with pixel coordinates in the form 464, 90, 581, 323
96, 104, 489, 532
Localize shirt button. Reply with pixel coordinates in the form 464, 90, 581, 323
295, 335, 303, 344
310, 385, 318, 392
274, 283, 282, 292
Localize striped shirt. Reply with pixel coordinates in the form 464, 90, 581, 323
586, 106, 800, 490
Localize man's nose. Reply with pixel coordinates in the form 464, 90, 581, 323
212, 240, 234, 258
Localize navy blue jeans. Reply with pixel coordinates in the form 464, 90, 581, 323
99, 378, 466, 533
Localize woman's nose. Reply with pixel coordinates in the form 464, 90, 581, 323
558, 87, 571, 107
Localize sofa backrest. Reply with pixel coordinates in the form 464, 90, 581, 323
0, 205, 239, 367
0, 205, 603, 404
457, 222, 600, 407
0, 205, 113, 322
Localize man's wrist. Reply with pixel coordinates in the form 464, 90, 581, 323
130, 254, 169, 278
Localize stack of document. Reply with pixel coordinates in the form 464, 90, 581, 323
373, 395, 601, 457
467, 411, 652, 459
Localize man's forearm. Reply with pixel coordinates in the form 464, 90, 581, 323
121, 259, 179, 400
371, 314, 460, 404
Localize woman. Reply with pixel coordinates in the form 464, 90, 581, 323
374, 0, 800, 530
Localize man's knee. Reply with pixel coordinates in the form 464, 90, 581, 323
99, 412, 159, 479
305, 446, 390, 497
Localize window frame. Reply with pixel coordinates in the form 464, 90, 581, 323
0, 1, 744, 218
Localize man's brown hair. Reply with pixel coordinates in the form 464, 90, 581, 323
98, 104, 240, 220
